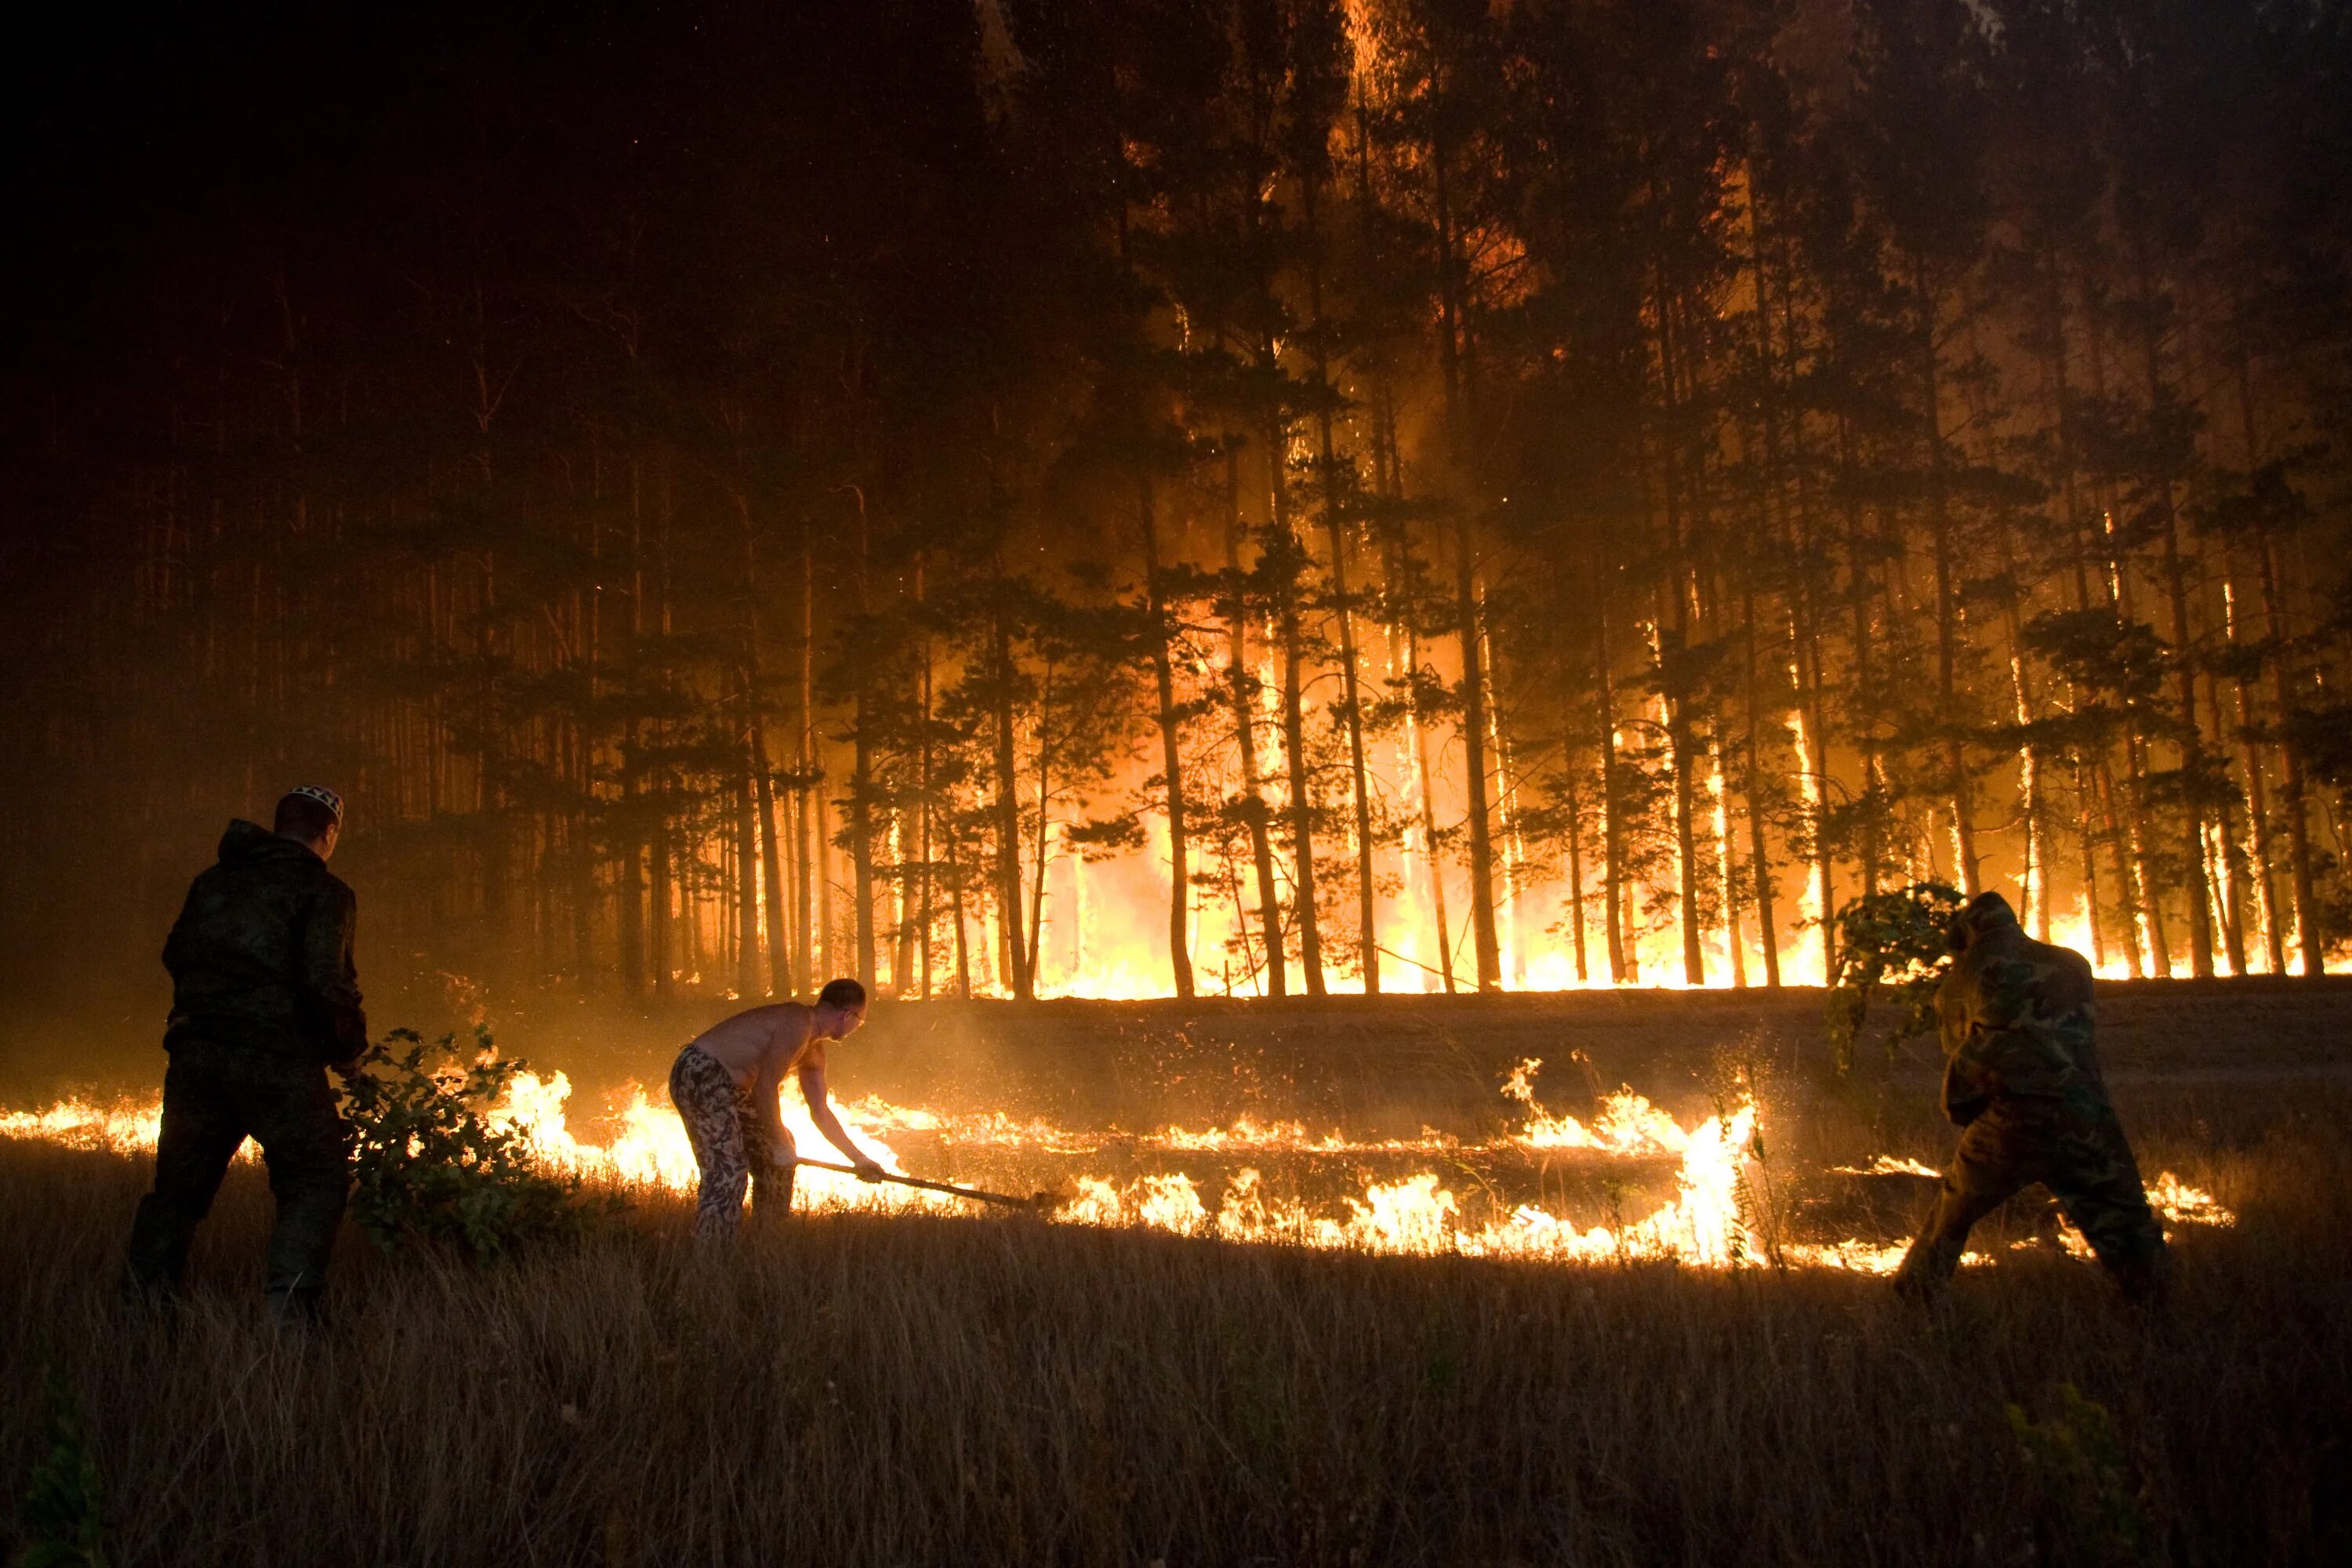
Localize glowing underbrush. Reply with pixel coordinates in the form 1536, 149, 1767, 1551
1, 1052, 2231, 1275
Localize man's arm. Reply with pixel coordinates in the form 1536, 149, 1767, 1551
300, 880, 368, 1066
753, 1050, 794, 1163
797, 1051, 882, 1178
1940, 1054, 1993, 1126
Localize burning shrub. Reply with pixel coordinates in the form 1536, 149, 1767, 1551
1825, 882, 1964, 1074
340, 1027, 617, 1261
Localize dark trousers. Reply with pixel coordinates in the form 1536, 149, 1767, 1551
124, 1041, 351, 1299
1895, 1097, 2169, 1301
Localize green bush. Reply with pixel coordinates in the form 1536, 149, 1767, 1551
340, 1027, 616, 1261
2008, 1385, 2153, 1567
12, 1366, 108, 1568
1825, 883, 1963, 1074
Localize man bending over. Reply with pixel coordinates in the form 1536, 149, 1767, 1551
668, 978, 880, 1246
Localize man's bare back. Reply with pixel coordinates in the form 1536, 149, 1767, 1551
686, 1002, 825, 1090
677, 985, 877, 1182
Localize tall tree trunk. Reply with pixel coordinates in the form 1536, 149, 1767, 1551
1427, 90, 1500, 993
2140, 305, 2215, 977
991, 602, 1032, 1001
617, 469, 647, 997
1139, 478, 1195, 999
1457, 521, 1502, 991
1223, 446, 1287, 997
752, 720, 786, 999
916, 557, 935, 1001
1837, 416, 1885, 898
738, 503, 787, 1000
2223, 546, 2284, 971
2258, 532, 2322, 975
2227, 291, 2285, 971
797, 524, 818, 995
649, 500, 675, 1000
650, 772, 672, 1000
735, 745, 760, 1000
1741, 586, 1781, 988
848, 499, 877, 993
2096, 757, 2147, 978
1023, 659, 1054, 999
1274, 514, 1327, 995
2203, 662, 2249, 973
1563, 724, 1590, 985
947, 815, 973, 999
2085, 304, 2166, 970
1652, 281, 1707, 987
1596, 595, 1630, 984
1917, 260, 1978, 896
1304, 166, 1378, 995
2103, 510, 2173, 977
2002, 595, 2050, 940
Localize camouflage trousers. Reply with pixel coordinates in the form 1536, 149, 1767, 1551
668, 1046, 793, 1247
1896, 1098, 2169, 1301
123, 1038, 351, 1303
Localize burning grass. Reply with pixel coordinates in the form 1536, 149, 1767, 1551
0, 1057, 2234, 1277
0, 1119, 2347, 1566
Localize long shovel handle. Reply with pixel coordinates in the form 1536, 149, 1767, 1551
787, 1154, 1037, 1209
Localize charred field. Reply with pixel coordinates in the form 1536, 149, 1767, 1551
5, 984, 2350, 1566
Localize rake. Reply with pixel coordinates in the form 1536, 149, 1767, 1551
788, 1154, 1066, 1212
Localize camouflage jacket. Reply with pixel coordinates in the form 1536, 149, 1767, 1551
162, 820, 366, 1063
1934, 898, 2112, 1127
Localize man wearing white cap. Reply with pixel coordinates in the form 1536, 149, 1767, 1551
123, 785, 367, 1325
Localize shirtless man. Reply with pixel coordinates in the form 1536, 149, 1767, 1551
667, 977, 882, 1246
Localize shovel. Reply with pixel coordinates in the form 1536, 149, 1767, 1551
788, 1154, 1065, 1212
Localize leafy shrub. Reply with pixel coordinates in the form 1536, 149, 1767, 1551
340, 1027, 615, 1261
13, 1366, 108, 1568
1825, 882, 1963, 1073
2008, 1385, 2153, 1567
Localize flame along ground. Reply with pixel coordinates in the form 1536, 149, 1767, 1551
1, 1055, 2232, 1275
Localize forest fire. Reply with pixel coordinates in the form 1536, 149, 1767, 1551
1, 1057, 2230, 1274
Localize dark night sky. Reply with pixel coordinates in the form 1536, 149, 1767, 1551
4, 2, 681, 384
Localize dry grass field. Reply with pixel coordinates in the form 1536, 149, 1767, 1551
4, 986, 2349, 1566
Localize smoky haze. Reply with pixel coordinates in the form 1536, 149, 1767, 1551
5, 0, 2351, 1098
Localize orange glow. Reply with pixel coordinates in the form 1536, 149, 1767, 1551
2, 1060, 2233, 1275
